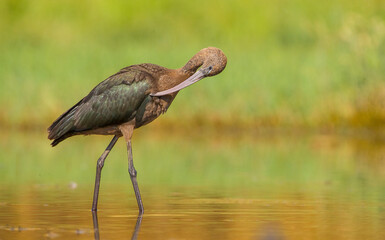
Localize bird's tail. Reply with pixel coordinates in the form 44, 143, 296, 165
48, 101, 81, 146
50, 132, 77, 147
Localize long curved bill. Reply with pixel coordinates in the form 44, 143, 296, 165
150, 70, 205, 97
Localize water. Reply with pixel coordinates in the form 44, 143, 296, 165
0, 129, 384, 239
0, 184, 383, 240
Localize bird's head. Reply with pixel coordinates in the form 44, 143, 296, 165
198, 47, 227, 77
151, 47, 227, 97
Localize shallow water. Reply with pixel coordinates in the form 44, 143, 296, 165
0, 129, 384, 239
0, 184, 384, 240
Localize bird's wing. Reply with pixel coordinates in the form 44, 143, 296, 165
48, 68, 152, 139
73, 69, 152, 130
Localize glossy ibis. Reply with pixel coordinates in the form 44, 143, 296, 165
48, 47, 227, 214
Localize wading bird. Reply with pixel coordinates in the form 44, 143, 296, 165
48, 47, 227, 214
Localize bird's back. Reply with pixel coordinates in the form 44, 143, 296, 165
48, 66, 155, 146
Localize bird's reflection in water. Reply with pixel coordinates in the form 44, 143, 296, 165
92, 211, 143, 240
131, 214, 143, 240
92, 211, 100, 240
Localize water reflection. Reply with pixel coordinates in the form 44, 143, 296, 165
92, 211, 100, 240
258, 223, 285, 240
131, 214, 143, 240
92, 211, 143, 240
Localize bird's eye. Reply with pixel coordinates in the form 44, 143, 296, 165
208, 66, 213, 72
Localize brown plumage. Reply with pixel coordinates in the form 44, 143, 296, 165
47, 47, 227, 214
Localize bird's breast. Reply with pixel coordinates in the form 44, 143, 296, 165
135, 94, 176, 128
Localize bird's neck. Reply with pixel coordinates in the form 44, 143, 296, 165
180, 51, 204, 76
162, 51, 205, 88
156, 69, 190, 93
154, 52, 204, 92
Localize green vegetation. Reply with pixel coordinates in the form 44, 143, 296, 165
0, 0, 384, 132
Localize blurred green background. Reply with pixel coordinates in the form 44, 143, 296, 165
0, 0, 383, 191
0, 0, 384, 189
1, 0, 385, 132
1, 2, 384, 239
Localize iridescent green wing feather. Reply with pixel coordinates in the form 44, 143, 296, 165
73, 69, 151, 130
48, 67, 152, 140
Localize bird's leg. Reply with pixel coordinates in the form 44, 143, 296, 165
127, 139, 144, 214
119, 123, 144, 214
92, 135, 119, 211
